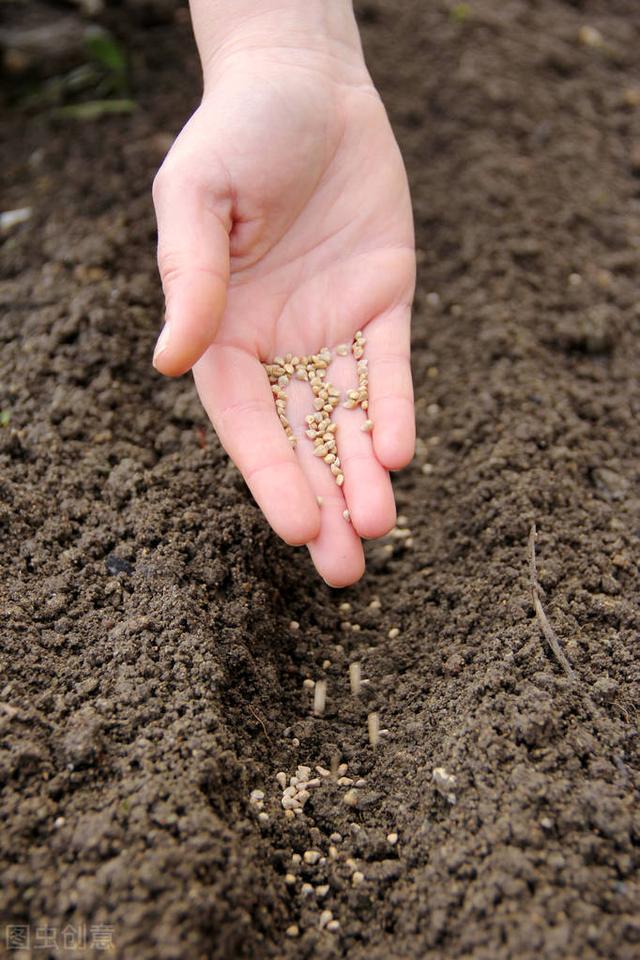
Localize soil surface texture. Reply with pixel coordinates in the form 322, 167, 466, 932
1, 1, 639, 958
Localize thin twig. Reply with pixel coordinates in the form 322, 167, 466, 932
248, 704, 272, 743
528, 524, 575, 679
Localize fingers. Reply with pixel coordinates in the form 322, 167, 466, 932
193, 347, 321, 546
287, 381, 365, 586
152, 162, 231, 377
326, 352, 396, 540
364, 306, 415, 471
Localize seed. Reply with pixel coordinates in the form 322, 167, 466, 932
313, 444, 328, 457
327, 920, 340, 932
289, 620, 300, 632
361, 420, 374, 432
330, 463, 341, 477
349, 662, 361, 695
276, 772, 287, 788
258, 812, 269, 823
336, 474, 344, 486
316, 884, 330, 898
313, 679, 327, 715
342, 399, 358, 410
369, 598, 381, 610
361, 400, 369, 410
352, 871, 364, 886
337, 763, 348, 776
343, 789, 359, 807
304, 850, 321, 865
250, 789, 264, 802
368, 712, 380, 748
282, 796, 300, 810
336, 343, 349, 356
324, 454, 336, 464
291, 853, 302, 865
319, 910, 333, 929
343, 509, 351, 522
316, 495, 324, 506
303, 678, 315, 690
387, 832, 398, 845
337, 777, 353, 786
388, 627, 400, 639
284, 873, 296, 885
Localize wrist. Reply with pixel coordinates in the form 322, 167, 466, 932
189, 0, 367, 87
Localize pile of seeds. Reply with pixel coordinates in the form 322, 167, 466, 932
262, 335, 375, 490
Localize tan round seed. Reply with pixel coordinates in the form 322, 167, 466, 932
313, 679, 327, 716
361, 420, 374, 432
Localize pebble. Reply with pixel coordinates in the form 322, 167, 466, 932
276, 772, 287, 788
352, 871, 364, 886
319, 910, 333, 928
329, 832, 343, 843
316, 884, 330, 898
343, 789, 359, 807
250, 789, 264, 803
304, 850, 322, 865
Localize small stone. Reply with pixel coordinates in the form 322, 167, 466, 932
304, 850, 321, 865
343, 789, 359, 807
351, 871, 364, 886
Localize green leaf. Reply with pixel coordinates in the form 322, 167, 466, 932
85, 27, 127, 77
55, 99, 136, 120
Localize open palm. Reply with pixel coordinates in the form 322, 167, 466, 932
152, 55, 415, 586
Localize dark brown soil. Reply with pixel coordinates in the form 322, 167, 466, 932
1, 1, 639, 958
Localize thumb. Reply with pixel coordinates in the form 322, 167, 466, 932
152, 159, 231, 377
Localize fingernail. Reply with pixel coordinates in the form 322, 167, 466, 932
153, 322, 171, 368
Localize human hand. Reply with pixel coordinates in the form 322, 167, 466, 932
152, 11, 415, 587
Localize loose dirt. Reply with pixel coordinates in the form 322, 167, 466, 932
1, 1, 639, 958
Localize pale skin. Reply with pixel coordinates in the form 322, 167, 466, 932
152, 0, 415, 587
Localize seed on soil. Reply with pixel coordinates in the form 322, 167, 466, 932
349, 661, 362, 695
322, 659, 331, 669
327, 920, 340, 932
250, 789, 264, 803
285, 873, 296, 885
368, 712, 380, 748
304, 850, 322, 865
301, 882, 314, 896
330, 832, 343, 843
388, 627, 400, 639
303, 678, 315, 690
313, 679, 327, 716
343, 789, 359, 807
289, 620, 300, 632
387, 832, 398, 845
258, 812, 269, 823
369, 598, 382, 610
351, 871, 364, 886
316, 884, 330, 898
432, 766, 457, 805
319, 910, 334, 929
316, 766, 331, 777
337, 763, 348, 776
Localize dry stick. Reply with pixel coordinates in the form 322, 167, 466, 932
528, 524, 575, 679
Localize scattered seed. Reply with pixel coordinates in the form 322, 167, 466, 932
327, 920, 340, 932
338, 776, 353, 786
330, 832, 343, 844
388, 627, 400, 639
301, 882, 314, 896
369, 598, 382, 610
286, 925, 299, 938
361, 419, 374, 432
351, 871, 364, 886
284, 873, 296, 885
368, 712, 380, 748
343, 509, 351, 522
313, 679, 327, 716
319, 910, 333, 929
304, 850, 322, 865
387, 832, 398, 845
276, 772, 287, 788
432, 766, 457, 804
289, 620, 300, 632
337, 763, 348, 777
322, 659, 332, 669
250, 789, 264, 803
258, 812, 269, 824
343, 789, 359, 807
349, 661, 362, 695
316, 495, 324, 506
316, 884, 330, 898
303, 678, 315, 690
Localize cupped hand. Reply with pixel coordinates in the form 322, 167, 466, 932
152, 48, 415, 587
